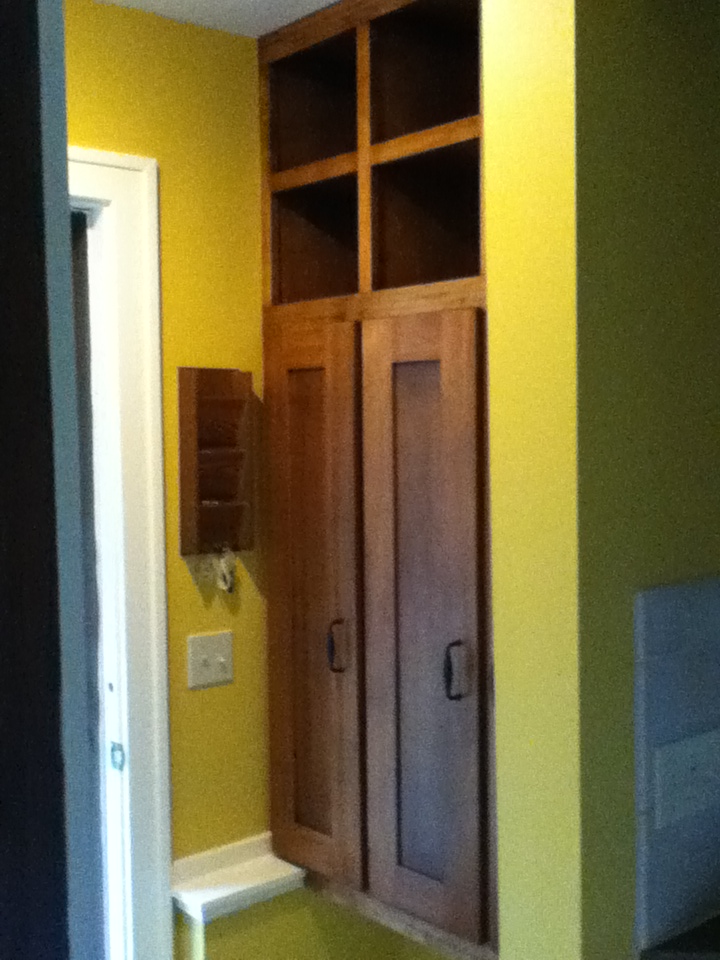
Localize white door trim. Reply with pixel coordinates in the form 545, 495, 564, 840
68, 146, 172, 960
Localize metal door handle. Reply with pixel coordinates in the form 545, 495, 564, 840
326, 619, 346, 674
443, 641, 466, 701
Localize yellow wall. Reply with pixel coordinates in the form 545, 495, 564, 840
64, 3, 445, 958
65, 0, 267, 859
484, 1, 581, 958
64, 2, 720, 958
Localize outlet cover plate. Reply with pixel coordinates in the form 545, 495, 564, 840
188, 631, 234, 690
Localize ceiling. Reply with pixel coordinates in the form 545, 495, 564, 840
96, 0, 338, 38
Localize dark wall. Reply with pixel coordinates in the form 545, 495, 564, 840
0, 3, 68, 957
577, 0, 720, 956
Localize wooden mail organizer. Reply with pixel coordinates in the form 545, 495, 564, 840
178, 367, 255, 556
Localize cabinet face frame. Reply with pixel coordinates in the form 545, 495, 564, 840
362, 309, 485, 942
265, 319, 364, 887
261, 0, 495, 947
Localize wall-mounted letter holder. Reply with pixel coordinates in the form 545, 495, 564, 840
178, 367, 255, 556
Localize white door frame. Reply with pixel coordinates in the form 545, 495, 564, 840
67, 147, 172, 960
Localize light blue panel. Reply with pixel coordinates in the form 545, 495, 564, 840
636, 579, 720, 951
655, 731, 720, 829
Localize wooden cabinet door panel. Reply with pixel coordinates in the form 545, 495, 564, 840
363, 310, 482, 941
265, 318, 363, 886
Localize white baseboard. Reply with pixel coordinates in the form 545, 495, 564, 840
173, 833, 305, 924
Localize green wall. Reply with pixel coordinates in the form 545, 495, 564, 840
576, 1, 720, 956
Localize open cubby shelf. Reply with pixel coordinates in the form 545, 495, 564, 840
269, 30, 357, 172
179, 368, 255, 555
266, 0, 481, 305
273, 175, 359, 304
370, 0, 480, 144
198, 450, 245, 504
197, 501, 252, 547
372, 140, 480, 291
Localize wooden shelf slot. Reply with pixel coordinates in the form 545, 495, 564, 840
273, 175, 359, 304
198, 450, 245, 505
370, 0, 480, 144
372, 139, 481, 291
197, 501, 253, 555
269, 30, 358, 172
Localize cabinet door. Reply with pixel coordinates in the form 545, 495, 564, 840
363, 310, 483, 941
265, 318, 363, 887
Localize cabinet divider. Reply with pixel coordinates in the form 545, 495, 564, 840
270, 152, 359, 193
357, 24, 373, 293
264, 276, 487, 325
260, 61, 273, 307
371, 116, 481, 167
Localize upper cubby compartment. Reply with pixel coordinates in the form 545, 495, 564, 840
269, 30, 358, 172
273, 175, 359, 304
372, 139, 480, 290
370, 0, 480, 144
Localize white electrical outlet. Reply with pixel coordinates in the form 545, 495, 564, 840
187, 632, 234, 690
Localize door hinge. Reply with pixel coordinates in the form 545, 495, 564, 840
110, 741, 126, 772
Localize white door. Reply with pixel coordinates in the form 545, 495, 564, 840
68, 149, 172, 960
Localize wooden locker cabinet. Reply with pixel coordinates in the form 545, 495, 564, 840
363, 310, 483, 942
262, 0, 493, 950
266, 309, 490, 944
265, 318, 364, 887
